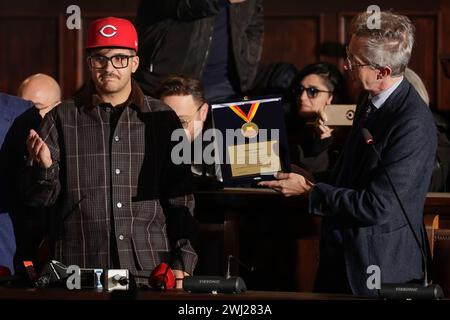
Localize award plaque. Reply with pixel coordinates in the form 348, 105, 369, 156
211, 96, 290, 187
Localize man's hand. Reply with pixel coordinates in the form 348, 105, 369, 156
258, 172, 314, 197
229, 0, 246, 4
315, 108, 334, 140
27, 129, 53, 168
173, 269, 189, 289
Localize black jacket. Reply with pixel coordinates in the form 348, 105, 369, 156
135, 0, 264, 96
21, 81, 198, 277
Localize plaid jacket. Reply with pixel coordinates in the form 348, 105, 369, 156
24, 81, 197, 277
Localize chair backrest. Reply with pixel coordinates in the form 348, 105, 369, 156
433, 229, 450, 296
424, 214, 440, 257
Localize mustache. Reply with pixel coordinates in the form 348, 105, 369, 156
99, 72, 119, 80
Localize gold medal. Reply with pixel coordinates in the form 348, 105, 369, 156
241, 122, 259, 138
229, 102, 261, 139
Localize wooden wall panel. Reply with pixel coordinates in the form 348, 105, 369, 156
0, 0, 139, 99
338, 12, 439, 106
0, 17, 59, 95
0, 0, 448, 109
440, 0, 450, 109
409, 14, 439, 106
261, 15, 322, 68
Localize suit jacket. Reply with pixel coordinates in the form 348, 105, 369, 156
1, 107, 43, 268
23, 82, 198, 278
0, 93, 32, 273
309, 79, 437, 295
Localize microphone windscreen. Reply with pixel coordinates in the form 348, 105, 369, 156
183, 276, 247, 294
0, 266, 11, 278
361, 128, 374, 145
379, 283, 444, 300
149, 263, 175, 290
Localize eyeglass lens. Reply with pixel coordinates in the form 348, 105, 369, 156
90, 55, 133, 69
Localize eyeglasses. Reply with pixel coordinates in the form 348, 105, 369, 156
88, 54, 136, 69
179, 104, 204, 128
297, 85, 332, 99
345, 46, 371, 71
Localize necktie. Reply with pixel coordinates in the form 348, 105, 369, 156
365, 100, 376, 119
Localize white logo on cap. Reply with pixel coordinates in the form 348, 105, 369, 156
99, 25, 117, 38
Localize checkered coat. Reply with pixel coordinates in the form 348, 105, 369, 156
23, 82, 197, 277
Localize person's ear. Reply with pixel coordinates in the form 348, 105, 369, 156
131, 56, 140, 73
87, 57, 93, 71
326, 94, 333, 105
199, 103, 208, 122
377, 66, 392, 80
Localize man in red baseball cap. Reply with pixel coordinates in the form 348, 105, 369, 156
85, 17, 140, 107
24, 17, 197, 288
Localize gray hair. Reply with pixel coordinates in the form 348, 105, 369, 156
350, 11, 415, 76
404, 68, 430, 106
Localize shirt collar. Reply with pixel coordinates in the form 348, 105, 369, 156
370, 76, 404, 109
75, 78, 146, 112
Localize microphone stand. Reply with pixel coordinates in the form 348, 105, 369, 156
183, 255, 253, 294
226, 255, 254, 279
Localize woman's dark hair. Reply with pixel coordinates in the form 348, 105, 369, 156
291, 62, 350, 104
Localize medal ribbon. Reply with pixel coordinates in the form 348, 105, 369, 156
229, 102, 260, 123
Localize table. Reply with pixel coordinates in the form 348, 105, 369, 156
193, 189, 450, 290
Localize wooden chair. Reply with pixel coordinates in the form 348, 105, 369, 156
432, 229, 450, 296
424, 214, 440, 257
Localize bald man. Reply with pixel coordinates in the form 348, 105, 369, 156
7, 73, 62, 269
18, 74, 61, 118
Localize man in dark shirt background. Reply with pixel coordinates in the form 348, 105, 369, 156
134, 0, 264, 101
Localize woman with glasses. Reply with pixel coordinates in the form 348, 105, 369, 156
287, 62, 350, 176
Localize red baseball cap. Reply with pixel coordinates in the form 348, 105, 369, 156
86, 17, 138, 52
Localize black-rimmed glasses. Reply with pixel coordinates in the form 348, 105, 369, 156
88, 54, 136, 69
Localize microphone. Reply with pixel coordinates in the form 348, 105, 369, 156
0, 266, 18, 286
131, 263, 175, 291
102, 269, 130, 291
361, 128, 443, 299
35, 260, 69, 288
225, 255, 254, 279
183, 255, 251, 294
147, 263, 175, 291
0, 266, 11, 277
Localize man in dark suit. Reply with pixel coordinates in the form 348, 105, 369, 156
0, 93, 33, 273
259, 11, 437, 295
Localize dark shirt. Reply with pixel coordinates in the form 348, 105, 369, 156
201, 0, 230, 89
101, 103, 126, 269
